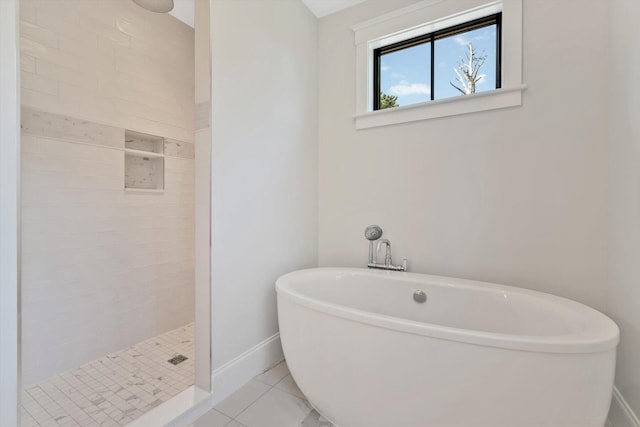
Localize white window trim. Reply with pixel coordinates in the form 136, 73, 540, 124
351, 0, 525, 130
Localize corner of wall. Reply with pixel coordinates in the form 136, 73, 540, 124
211, 333, 284, 405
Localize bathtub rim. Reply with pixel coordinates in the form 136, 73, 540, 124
276, 267, 619, 354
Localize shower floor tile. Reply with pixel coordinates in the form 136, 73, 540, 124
21, 323, 195, 427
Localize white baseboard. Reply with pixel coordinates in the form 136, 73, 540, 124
211, 333, 284, 405
609, 386, 640, 427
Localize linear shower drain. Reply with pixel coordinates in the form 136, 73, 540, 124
168, 354, 188, 365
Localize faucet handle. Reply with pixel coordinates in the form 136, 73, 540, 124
401, 258, 408, 271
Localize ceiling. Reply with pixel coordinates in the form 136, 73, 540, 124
167, 0, 365, 28
301, 0, 366, 17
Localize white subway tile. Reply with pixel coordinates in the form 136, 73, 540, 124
58, 34, 101, 59
21, 54, 37, 73
114, 44, 148, 70
58, 82, 122, 126
96, 35, 118, 57
36, 59, 98, 91
21, 88, 64, 115
21, 71, 58, 96
36, 5, 82, 37
21, 37, 82, 70
115, 17, 149, 41
21, 21, 59, 48
20, 1, 37, 24
76, 1, 118, 28
79, 15, 131, 47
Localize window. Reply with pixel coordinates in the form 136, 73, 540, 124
374, 14, 501, 110
352, 0, 524, 129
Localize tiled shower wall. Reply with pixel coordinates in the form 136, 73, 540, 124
20, 0, 194, 142
21, 109, 195, 387
20, 0, 195, 386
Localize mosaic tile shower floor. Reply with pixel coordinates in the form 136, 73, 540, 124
21, 323, 194, 427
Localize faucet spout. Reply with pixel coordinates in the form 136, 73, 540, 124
376, 239, 391, 266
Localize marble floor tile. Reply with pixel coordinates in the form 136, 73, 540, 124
254, 361, 290, 386
274, 374, 305, 400
235, 387, 311, 427
192, 408, 232, 427
193, 360, 335, 427
213, 379, 271, 418
22, 323, 194, 427
300, 410, 335, 427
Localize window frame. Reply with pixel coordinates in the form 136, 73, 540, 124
351, 0, 525, 130
372, 13, 503, 110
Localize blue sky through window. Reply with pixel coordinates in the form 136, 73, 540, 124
380, 43, 431, 106
379, 25, 497, 106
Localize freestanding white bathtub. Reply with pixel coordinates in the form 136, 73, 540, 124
276, 268, 619, 427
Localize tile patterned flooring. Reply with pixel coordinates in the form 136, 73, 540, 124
25, 349, 608, 427
196, 364, 616, 427
21, 323, 195, 427
193, 361, 335, 427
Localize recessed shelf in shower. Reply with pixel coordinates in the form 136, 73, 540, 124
124, 129, 165, 192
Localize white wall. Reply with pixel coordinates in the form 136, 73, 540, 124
317, 0, 610, 312
210, 0, 318, 385
20, 0, 195, 386
609, 0, 640, 419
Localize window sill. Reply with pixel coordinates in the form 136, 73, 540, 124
353, 85, 527, 130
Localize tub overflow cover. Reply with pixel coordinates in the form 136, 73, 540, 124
413, 290, 427, 303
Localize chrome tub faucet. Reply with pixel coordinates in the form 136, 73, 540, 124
364, 225, 407, 272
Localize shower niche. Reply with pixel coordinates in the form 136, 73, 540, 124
124, 129, 165, 192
